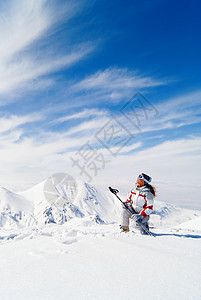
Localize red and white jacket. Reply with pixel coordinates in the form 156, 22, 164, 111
126, 184, 154, 218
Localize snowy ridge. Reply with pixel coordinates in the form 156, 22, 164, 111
175, 215, 201, 231
0, 187, 36, 228
0, 177, 200, 231
0, 178, 121, 228
151, 200, 201, 228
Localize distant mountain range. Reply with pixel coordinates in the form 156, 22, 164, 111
0, 177, 200, 229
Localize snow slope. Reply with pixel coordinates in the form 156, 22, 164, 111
0, 220, 201, 300
151, 200, 201, 229
175, 215, 201, 231
0, 187, 36, 228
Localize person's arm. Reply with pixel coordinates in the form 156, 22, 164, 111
126, 189, 136, 204
140, 191, 154, 217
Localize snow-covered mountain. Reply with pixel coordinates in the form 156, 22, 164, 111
0, 177, 122, 228
0, 176, 200, 230
0, 187, 36, 228
151, 200, 201, 228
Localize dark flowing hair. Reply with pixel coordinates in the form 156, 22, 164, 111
142, 173, 156, 197
146, 183, 156, 197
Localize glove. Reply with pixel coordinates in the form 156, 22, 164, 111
109, 187, 119, 194
132, 214, 143, 223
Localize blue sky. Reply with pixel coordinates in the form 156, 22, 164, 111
0, 0, 201, 209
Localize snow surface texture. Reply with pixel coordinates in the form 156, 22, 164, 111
0, 177, 201, 299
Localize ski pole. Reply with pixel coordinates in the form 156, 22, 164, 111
108, 186, 137, 214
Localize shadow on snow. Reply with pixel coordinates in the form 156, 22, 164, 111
152, 232, 201, 239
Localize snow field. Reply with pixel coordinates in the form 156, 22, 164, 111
0, 220, 201, 300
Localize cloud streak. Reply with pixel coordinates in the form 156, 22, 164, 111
73, 68, 164, 90
0, 0, 95, 99
145, 90, 201, 132
72, 67, 166, 102
51, 108, 109, 124
0, 113, 43, 134
113, 89, 201, 137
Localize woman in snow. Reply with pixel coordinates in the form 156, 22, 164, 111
120, 173, 156, 234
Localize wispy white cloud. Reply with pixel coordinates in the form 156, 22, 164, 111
73, 67, 164, 90
158, 89, 201, 111
0, 43, 94, 97
0, 0, 52, 63
148, 90, 201, 131
57, 116, 110, 138
101, 141, 142, 156
52, 108, 109, 124
72, 67, 166, 102
0, 130, 23, 144
0, 112, 43, 134
0, 0, 95, 100
116, 89, 201, 136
